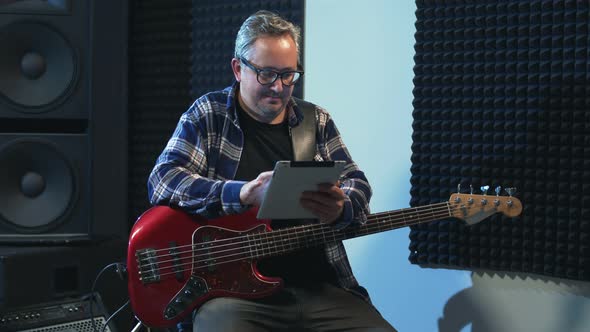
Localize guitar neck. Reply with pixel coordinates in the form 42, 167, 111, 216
248, 202, 452, 259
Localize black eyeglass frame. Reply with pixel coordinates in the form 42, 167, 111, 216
239, 57, 304, 86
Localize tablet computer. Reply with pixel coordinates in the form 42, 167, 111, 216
257, 160, 346, 219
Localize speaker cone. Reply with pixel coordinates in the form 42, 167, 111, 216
0, 21, 77, 111
0, 140, 76, 231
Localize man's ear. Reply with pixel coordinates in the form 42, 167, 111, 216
231, 58, 242, 82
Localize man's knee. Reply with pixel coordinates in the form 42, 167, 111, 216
192, 298, 258, 332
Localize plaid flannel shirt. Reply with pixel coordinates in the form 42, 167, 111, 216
148, 82, 373, 297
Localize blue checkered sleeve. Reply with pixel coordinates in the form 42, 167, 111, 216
147, 91, 250, 219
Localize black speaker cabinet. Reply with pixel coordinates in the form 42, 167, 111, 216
0, 0, 128, 243
0, 239, 127, 310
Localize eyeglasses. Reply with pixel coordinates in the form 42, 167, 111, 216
239, 57, 304, 86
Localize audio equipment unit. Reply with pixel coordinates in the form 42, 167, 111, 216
0, 292, 116, 332
0, 239, 127, 310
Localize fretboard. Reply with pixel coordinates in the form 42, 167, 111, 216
247, 201, 452, 259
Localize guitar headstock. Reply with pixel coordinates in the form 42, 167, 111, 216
448, 190, 522, 225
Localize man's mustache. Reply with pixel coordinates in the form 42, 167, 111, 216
265, 93, 283, 98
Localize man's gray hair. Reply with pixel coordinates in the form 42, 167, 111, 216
234, 10, 301, 63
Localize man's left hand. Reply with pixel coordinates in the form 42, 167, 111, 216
300, 182, 345, 224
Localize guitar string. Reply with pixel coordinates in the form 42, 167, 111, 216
139, 208, 452, 279
143, 209, 454, 281
136, 202, 452, 262
135, 203, 452, 270
136, 204, 454, 280
136, 202, 452, 264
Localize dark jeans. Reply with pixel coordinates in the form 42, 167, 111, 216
192, 283, 397, 332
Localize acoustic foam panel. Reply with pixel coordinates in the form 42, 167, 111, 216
128, 0, 193, 224
191, 0, 305, 99
410, 0, 589, 281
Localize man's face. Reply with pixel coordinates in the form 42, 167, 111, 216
233, 35, 298, 124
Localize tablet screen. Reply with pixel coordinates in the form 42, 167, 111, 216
256, 160, 346, 219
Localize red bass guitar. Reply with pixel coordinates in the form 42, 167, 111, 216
127, 192, 522, 328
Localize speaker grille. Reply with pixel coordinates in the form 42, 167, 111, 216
0, 134, 89, 241
0, 139, 76, 229
21, 318, 112, 332
0, 0, 89, 120
0, 21, 77, 110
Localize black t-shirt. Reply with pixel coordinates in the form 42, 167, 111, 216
234, 102, 337, 286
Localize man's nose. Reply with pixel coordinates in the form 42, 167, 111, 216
268, 77, 284, 92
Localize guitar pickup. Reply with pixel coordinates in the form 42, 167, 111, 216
168, 241, 184, 282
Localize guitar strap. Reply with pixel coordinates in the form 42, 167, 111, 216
290, 97, 317, 161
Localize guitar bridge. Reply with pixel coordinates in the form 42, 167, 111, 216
136, 248, 161, 284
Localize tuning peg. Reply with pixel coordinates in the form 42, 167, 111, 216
494, 186, 502, 206
505, 187, 517, 197
454, 184, 462, 202
479, 185, 490, 206
504, 187, 517, 207
467, 184, 474, 204
480, 185, 490, 195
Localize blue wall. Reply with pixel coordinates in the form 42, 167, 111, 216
305, 1, 472, 331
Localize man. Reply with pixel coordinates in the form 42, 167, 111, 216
148, 10, 396, 332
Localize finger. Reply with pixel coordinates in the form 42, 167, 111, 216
300, 202, 329, 222
300, 192, 333, 209
258, 171, 274, 180
304, 204, 337, 224
316, 182, 335, 191
316, 183, 345, 199
301, 197, 340, 217
302, 190, 344, 208
249, 180, 263, 191
317, 180, 341, 187
242, 180, 264, 200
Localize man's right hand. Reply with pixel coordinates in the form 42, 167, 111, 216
239, 171, 273, 207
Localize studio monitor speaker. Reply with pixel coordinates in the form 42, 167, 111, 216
0, 0, 128, 243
